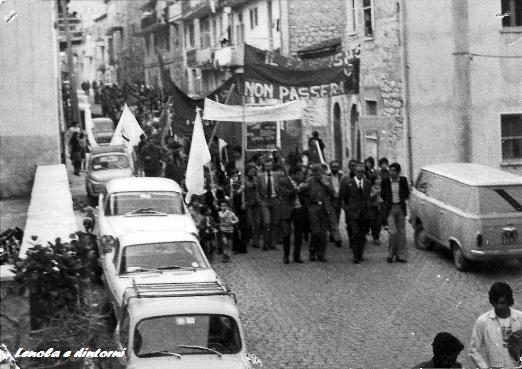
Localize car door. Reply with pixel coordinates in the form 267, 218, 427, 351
422, 172, 445, 242
103, 242, 121, 312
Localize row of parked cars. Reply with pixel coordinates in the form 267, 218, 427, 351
88, 155, 251, 368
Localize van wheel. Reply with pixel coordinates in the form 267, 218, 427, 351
452, 245, 469, 271
414, 222, 433, 251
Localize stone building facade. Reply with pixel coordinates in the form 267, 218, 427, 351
344, 0, 406, 170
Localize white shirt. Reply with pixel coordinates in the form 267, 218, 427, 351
469, 308, 522, 369
391, 178, 400, 203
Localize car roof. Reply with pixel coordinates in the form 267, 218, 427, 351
128, 295, 239, 322
118, 230, 198, 247
421, 163, 522, 187
106, 177, 182, 193
92, 117, 114, 124
89, 145, 125, 155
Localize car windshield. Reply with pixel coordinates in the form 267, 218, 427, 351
96, 135, 113, 144
106, 191, 184, 215
91, 155, 129, 171
93, 120, 113, 131
134, 315, 241, 357
120, 241, 207, 274
478, 186, 522, 214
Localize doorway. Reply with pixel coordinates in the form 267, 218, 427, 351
333, 103, 343, 165
350, 105, 360, 160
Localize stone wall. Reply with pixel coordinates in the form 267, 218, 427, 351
287, 0, 346, 56
344, 0, 406, 167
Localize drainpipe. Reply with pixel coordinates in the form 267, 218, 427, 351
398, 0, 414, 183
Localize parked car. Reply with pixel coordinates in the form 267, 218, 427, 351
101, 230, 217, 314
90, 117, 115, 145
96, 177, 197, 241
410, 163, 522, 271
112, 279, 251, 369
85, 146, 134, 206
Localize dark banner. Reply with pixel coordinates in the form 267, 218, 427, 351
243, 58, 359, 102
246, 121, 277, 151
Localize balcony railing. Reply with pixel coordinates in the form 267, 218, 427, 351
186, 47, 215, 68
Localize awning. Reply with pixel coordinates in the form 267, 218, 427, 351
297, 37, 342, 59
135, 22, 168, 36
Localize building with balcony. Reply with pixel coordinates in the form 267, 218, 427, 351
139, 0, 354, 163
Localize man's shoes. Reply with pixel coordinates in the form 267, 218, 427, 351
283, 256, 290, 264
262, 246, 268, 251
396, 258, 407, 263
335, 241, 342, 248
309, 254, 316, 262
252, 244, 260, 249
373, 239, 381, 245
359, 256, 364, 261
222, 255, 230, 263
269, 245, 277, 250
294, 258, 304, 263
353, 259, 360, 264
318, 256, 327, 262
386, 257, 393, 263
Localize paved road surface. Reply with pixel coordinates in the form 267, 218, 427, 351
68, 166, 522, 369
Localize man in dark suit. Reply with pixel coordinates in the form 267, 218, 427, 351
255, 158, 280, 250
302, 164, 336, 262
278, 165, 306, 264
340, 163, 372, 263
381, 162, 410, 263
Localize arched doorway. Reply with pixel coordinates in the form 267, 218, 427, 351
333, 103, 343, 165
350, 105, 359, 160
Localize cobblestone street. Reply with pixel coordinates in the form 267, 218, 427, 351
67, 169, 522, 369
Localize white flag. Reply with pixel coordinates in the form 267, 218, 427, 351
111, 104, 144, 147
185, 109, 211, 202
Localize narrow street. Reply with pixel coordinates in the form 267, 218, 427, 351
68, 166, 522, 369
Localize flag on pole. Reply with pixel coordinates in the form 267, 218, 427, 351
185, 108, 211, 202
218, 138, 228, 161
111, 104, 144, 147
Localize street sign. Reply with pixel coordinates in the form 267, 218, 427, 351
246, 121, 277, 151
358, 115, 395, 131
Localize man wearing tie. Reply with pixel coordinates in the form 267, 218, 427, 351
256, 158, 280, 250
340, 163, 371, 263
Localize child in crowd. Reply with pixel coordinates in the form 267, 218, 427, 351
188, 197, 203, 225
218, 199, 239, 263
198, 205, 217, 263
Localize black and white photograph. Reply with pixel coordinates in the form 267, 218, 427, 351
1, 0, 522, 368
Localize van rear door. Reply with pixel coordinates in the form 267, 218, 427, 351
478, 186, 522, 249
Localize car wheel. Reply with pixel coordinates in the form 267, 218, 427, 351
452, 245, 469, 271
414, 222, 433, 251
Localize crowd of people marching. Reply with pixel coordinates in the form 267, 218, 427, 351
132, 124, 411, 267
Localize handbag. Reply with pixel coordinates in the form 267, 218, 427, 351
508, 329, 522, 362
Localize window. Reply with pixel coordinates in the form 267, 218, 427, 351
362, 0, 374, 37
365, 100, 377, 115
134, 315, 242, 357
249, 7, 258, 29
501, 114, 522, 160
348, 0, 357, 33
185, 23, 195, 49
501, 0, 522, 27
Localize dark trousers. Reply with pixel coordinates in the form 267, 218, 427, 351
246, 204, 262, 247
308, 206, 329, 258
72, 160, 81, 175
144, 168, 161, 177
368, 207, 382, 241
347, 216, 370, 260
282, 207, 306, 260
